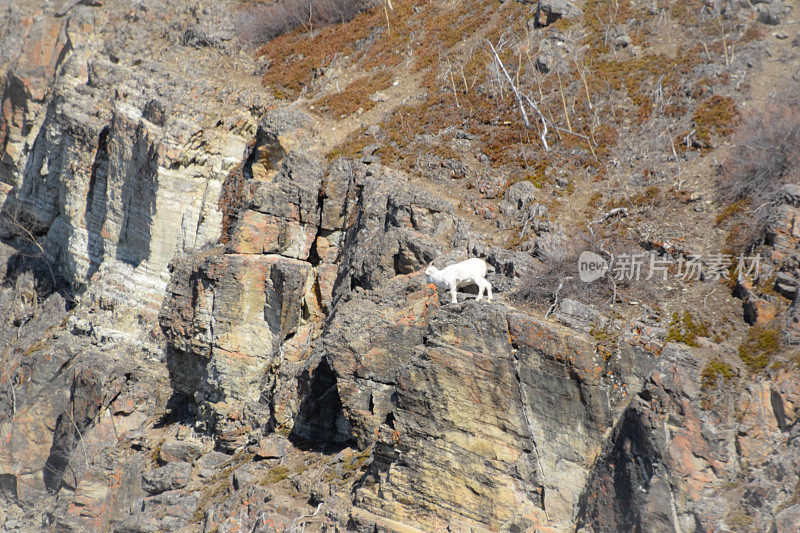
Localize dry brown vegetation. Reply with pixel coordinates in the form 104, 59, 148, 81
714, 87, 800, 251
720, 89, 800, 203
330, 0, 750, 184
513, 233, 593, 306
313, 70, 394, 117
237, 0, 371, 49
513, 226, 660, 309
248, 0, 757, 191
692, 95, 739, 147
243, 0, 766, 193
244, 0, 779, 318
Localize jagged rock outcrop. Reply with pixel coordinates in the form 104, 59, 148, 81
327, 287, 664, 529
161, 247, 323, 450
0, 280, 166, 529
2, 0, 800, 531
1, 0, 261, 323
156, 99, 671, 528
734, 184, 800, 338
576, 343, 800, 532
768, 185, 800, 342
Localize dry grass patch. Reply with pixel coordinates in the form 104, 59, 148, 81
721, 89, 800, 203
693, 95, 739, 146
257, 6, 383, 99
313, 70, 394, 117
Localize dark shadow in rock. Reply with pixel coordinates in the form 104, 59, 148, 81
7, 96, 58, 234
161, 347, 208, 426
85, 125, 109, 282
155, 390, 195, 428
114, 126, 158, 268
0, 473, 18, 503
1, 244, 73, 309
0, 102, 72, 305
159, 254, 218, 435
575, 407, 659, 531
290, 357, 352, 453
42, 368, 104, 494
42, 412, 75, 493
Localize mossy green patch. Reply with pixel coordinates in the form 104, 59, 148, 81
738, 323, 781, 373
666, 311, 710, 347
700, 358, 735, 390
260, 465, 290, 485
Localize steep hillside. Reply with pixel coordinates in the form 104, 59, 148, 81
0, 0, 799, 531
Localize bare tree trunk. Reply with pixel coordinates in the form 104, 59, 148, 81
486, 40, 550, 151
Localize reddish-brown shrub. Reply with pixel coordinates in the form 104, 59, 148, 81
313, 71, 393, 117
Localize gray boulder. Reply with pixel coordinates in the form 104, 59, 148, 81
758, 1, 784, 25
158, 439, 204, 464
142, 462, 192, 495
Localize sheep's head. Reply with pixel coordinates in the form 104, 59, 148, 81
424, 265, 438, 284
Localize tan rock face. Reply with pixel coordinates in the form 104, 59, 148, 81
153, 103, 677, 528
336, 298, 655, 530
7, 100, 234, 321
159, 109, 339, 446
161, 249, 319, 406
4, 2, 800, 532
0, 1, 263, 323
576, 344, 800, 532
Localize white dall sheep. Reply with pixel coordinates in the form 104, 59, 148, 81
425, 258, 493, 304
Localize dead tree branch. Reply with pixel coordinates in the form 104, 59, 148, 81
545, 276, 572, 318
486, 39, 550, 151
601, 207, 628, 221
10, 375, 16, 416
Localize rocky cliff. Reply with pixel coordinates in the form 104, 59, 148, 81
1, 0, 800, 532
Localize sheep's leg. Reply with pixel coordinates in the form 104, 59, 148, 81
476, 280, 484, 301
449, 283, 458, 304
485, 280, 493, 301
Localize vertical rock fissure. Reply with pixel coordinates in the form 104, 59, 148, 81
307, 182, 328, 267
193, 177, 212, 248
42, 368, 117, 494
508, 317, 549, 516
85, 125, 109, 281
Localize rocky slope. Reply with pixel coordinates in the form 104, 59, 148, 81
1, 0, 800, 532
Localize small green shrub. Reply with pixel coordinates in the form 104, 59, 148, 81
700, 359, 735, 390
590, 322, 618, 343
260, 465, 290, 485
738, 323, 781, 373
666, 311, 710, 347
